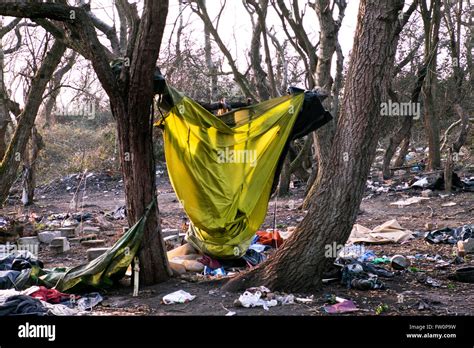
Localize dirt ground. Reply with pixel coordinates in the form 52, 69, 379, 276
2, 169, 473, 316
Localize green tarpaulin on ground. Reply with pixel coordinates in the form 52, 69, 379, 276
34, 201, 153, 293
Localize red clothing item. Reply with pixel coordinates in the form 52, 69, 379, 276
30, 286, 74, 304
256, 230, 283, 248
197, 255, 221, 269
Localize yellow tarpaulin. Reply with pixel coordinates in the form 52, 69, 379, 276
157, 92, 305, 258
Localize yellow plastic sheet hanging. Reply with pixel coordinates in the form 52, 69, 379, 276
158, 92, 305, 258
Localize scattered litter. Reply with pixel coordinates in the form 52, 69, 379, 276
340, 260, 393, 290
448, 267, 474, 283
411, 177, 429, 188
203, 266, 226, 276
225, 311, 236, 316
417, 300, 430, 311
390, 255, 410, 270
348, 220, 413, 244
441, 202, 457, 207
337, 245, 368, 259
324, 299, 358, 314
372, 257, 391, 264
233, 286, 297, 310
358, 250, 376, 262
295, 296, 313, 304
276, 294, 295, 305
390, 196, 430, 206
350, 277, 385, 290
235, 290, 277, 310
162, 290, 196, 304
425, 224, 473, 244
375, 303, 389, 315
417, 274, 441, 287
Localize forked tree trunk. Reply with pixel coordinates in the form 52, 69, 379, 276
224, 0, 404, 292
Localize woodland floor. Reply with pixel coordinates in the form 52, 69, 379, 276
2, 168, 473, 316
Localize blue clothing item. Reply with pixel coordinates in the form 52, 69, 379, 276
0, 270, 20, 289
0, 295, 48, 316
242, 249, 266, 266
250, 234, 259, 245
203, 266, 226, 276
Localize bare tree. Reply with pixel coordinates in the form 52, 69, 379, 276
225, 0, 405, 292
0, 0, 171, 285
420, 0, 442, 169
0, 38, 66, 205
190, 0, 258, 100
0, 18, 22, 160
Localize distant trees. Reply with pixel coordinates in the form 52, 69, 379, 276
0, 30, 66, 206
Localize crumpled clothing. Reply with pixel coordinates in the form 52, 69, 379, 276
242, 249, 266, 267
197, 255, 221, 270
340, 261, 393, 290
255, 230, 283, 248
30, 286, 72, 304
76, 292, 103, 311
41, 301, 78, 316
0, 295, 48, 316
425, 224, 473, 244
0, 251, 43, 271
0, 270, 21, 290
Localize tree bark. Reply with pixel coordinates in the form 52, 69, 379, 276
21, 126, 43, 205
114, 0, 171, 285
304, 0, 345, 208
224, 0, 404, 292
277, 154, 291, 197
203, 0, 217, 103
420, 0, 442, 169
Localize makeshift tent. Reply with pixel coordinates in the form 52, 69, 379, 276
155, 81, 332, 258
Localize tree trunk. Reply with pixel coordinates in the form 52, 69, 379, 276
0, 26, 9, 160
43, 52, 77, 128
382, 118, 413, 178
224, 0, 404, 292
421, 0, 442, 169
113, 99, 170, 284
393, 135, 411, 167
111, 0, 171, 285
304, 0, 344, 207
277, 154, 291, 197
21, 126, 43, 205
203, 10, 217, 103
0, 41, 66, 206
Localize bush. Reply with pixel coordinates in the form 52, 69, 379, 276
37, 123, 118, 185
